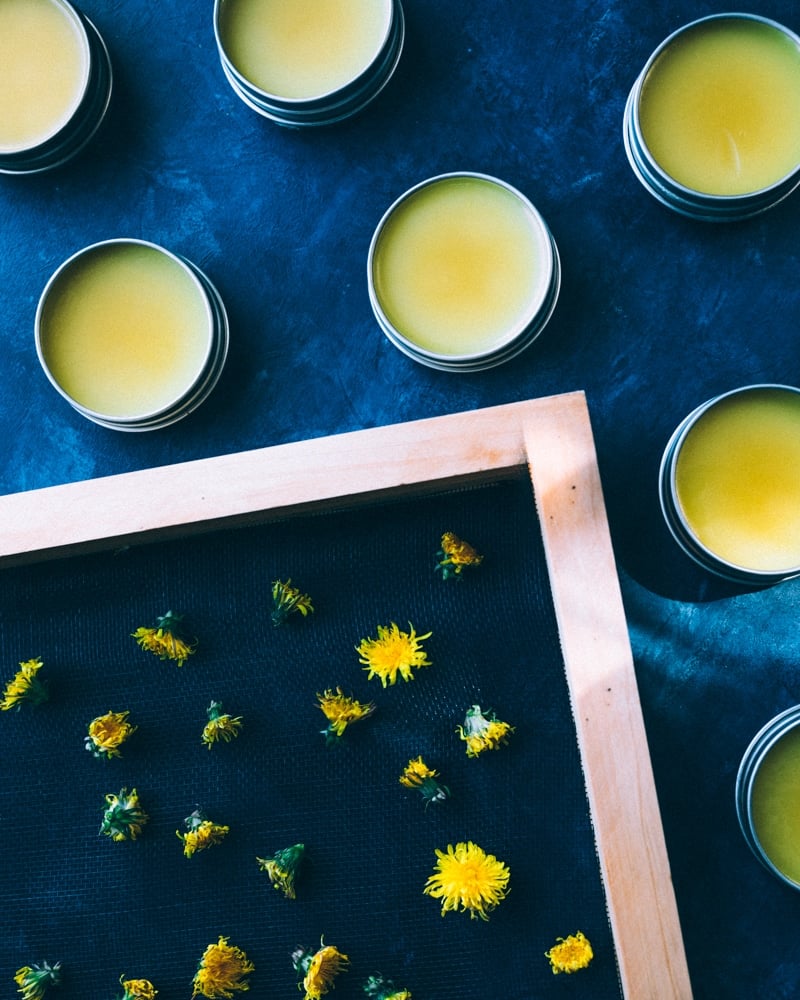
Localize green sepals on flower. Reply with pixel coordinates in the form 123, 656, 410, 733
457, 704, 514, 757
399, 756, 450, 807
292, 939, 349, 1000
202, 700, 243, 749
1, 657, 49, 711
256, 842, 306, 899
191, 936, 254, 998
116, 975, 158, 999
363, 973, 413, 999
177, 807, 230, 858
271, 578, 314, 627
356, 622, 432, 687
132, 610, 196, 667
100, 787, 148, 842
317, 687, 376, 745
545, 931, 594, 974
435, 531, 483, 580
424, 841, 510, 921
14, 961, 62, 1000
85, 709, 137, 759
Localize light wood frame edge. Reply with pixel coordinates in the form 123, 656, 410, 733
0, 392, 691, 997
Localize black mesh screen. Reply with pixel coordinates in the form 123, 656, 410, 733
0, 477, 621, 999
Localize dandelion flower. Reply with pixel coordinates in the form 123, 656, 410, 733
356, 622, 432, 688
100, 788, 148, 842
85, 710, 137, 759
1, 657, 49, 710
423, 841, 510, 920
132, 610, 196, 667
292, 939, 349, 1000
202, 701, 243, 749
457, 704, 514, 757
545, 931, 594, 974
256, 842, 306, 899
399, 756, 449, 807
14, 961, 61, 1000
117, 976, 158, 999
191, 936, 254, 998
363, 973, 412, 999
271, 579, 314, 626
317, 687, 376, 744
178, 807, 230, 858
435, 531, 483, 579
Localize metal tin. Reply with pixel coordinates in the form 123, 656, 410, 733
35, 239, 229, 432
623, 14, 800, 221
368, 172, 560, 372
0, 0, 112, 175
659, 384, 800, 584
213, 0, 404, 127
736, 705, 800, 891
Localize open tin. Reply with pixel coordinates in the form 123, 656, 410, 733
0, 0, 112, 175
213, 0, 404, 127
368, 172, 560, 372
623, 13, 800, 220
36, 239, 229, 431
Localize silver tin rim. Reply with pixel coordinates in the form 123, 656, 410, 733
368, 172, 560, 370
36, 239, 221, 427
658, 384, 800, 583
214, 0, 403, 127
736, 704, 800, 890
623, 13, 800, 221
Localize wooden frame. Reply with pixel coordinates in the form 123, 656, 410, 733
0, 391, 691, 997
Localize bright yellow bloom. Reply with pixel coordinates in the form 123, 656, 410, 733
435, 531, 483, 579
86, 709, 137, 759
363, 973, 412, 999
292, 940, 349, 1000
545, 931, 594, 974
256, 842, 306, 899
100, 788, 148, 841
119, 976, 158, 999
191, 936, 254, 998
399, 756, 449, 806
423, 841, 510, 920
132, 610, 196, 666
1, 657, 48, 710
271, 579, 314, 626
178, 808, 230, 858
456, 704, 514, 757
317, 687, 376, 744
14, 961, 61, 1000
202, 701, 243, 749
356, 622, 432, 687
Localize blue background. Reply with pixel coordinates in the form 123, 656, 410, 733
3, 1, 800, 996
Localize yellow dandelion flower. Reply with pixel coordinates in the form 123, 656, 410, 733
356, 622, 432, 688
545, 931, 594, 974
435, 531, 483, 579
271, 578, 314, 626
399, 756, 449, 806
85, 709, 137, 759
14, 961, 61, 1000
119, 976, 158, 999
178, 808, 230, 858
256, 842, 306, 899
317, 687, 376, 744
202, 701, 243, 749
132, 610, 196, 667
292, 939, 349, 1000
456, 704, 514, 757
363, 973, 412, 999
191, 936, 254, 999
423, 841, 510, 920
1, 657, 49, 710
100, 787, 148, 842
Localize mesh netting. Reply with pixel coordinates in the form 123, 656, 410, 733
0, 477, 621, 999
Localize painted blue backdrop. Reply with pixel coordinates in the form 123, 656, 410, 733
3, 1, 800, 997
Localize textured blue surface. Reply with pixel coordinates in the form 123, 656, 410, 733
3, 1, 800, 996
